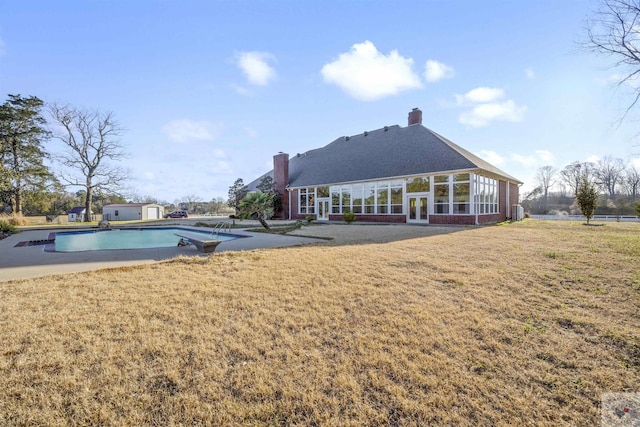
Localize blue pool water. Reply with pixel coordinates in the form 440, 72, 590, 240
53, 227, 241, 252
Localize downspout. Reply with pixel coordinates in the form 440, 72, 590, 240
506, 180, 510, 220
474, 174, 479, 225
287, 186, 291, 220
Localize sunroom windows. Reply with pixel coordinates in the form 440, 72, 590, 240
297, 173, 499, 216
475, 175, 498, 214
331, 181, 403, 214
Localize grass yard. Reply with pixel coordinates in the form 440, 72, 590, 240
0, 220, 639, 425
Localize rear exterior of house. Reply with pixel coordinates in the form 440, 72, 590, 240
102, 203, 164, 221
247, 108, 522, 225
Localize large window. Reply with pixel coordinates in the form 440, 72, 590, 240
433, 175, 449, 214
352, 184, 363, 214
453, 174, 470, 214
376, 181, 389, 214
298, 188, 315, 214
390, 180, 403, 214
329, 180, 404, 215
475, 175, 498, 214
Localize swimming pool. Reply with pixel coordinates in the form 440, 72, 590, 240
52, 227, 242, 252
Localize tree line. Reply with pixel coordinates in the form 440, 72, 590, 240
524, 157, 640, 216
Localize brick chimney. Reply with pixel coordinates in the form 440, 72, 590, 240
408, 107, 422, 126
273, 152, 289, 219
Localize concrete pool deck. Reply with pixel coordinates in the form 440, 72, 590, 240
0, 225, 326, 282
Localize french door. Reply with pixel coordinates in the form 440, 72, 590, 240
407, 196, 428, 223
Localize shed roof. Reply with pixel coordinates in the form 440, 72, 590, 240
69, 206, 87, 214
103, 203, 161, 208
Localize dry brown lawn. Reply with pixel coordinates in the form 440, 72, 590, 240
1, 220, 639, 426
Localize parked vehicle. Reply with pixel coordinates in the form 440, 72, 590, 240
164, 210, 189, 218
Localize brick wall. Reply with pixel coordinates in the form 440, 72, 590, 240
328, 214, 406, 223
429, 215, 476, 225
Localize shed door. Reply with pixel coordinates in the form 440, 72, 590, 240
147, 207, 159, 219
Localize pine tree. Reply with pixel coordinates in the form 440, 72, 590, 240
576, 176, 599, 225
0, 94, 52, 214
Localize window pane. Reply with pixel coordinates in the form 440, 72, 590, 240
390, 187, 403, 205
364, 183, 375, 213
406, 177, 429, 193
391, 205, 403, 214
352, 185, 363, 212
317, 186, 329, 198
434, 184, 449, 204
341, 190, 351, 209
454, 173, 470, 182
332, 190, 340, 207
308, 194, 314, 213
434, 175, 449, 183
453, 203, 469, 214
453, 183, 470, 203
435, 204, 449, 214
390, 179, 403, 187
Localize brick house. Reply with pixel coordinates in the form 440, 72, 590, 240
247, 108, 522, 225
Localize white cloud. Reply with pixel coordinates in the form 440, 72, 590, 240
321, 40, 422, 101
586, 154, 601, 163
525, 68, 535, 79
456, 87, 505, 105
536, 150, 554, 163
143, 171, 155, 180
455, 86, 525, 128
162, 119, 222, 143
477, 150, 505, 166
424, 59, 454, 83
510, 153, 538, 168
599, 73, 640, 89
632, 157, 640, 168
234, 51, 277, 86
211, 160, 233, 175
459, 100, 526, 127
510, 150, 554, 168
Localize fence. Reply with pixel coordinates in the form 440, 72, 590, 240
530, 214, 640, 222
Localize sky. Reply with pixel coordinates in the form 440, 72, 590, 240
1, 0, 640, 203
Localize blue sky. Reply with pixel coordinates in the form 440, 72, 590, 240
1, 0, 639, 203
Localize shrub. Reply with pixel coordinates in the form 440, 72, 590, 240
343, 211, 357, 224
0, 220, 18, 234
636, 201, 640, 218
0, 213, 28, 226
305, 215, 315, 224
524, 212, 531, 219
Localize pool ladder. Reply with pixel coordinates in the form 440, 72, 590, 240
212, 221, 231, 236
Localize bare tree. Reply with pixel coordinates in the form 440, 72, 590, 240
180, 194, 202, 213
50, 104, 129, 221
624, 162, 640, 198
585, 0, 640, 118
560, 161, 596, 196
535, 165, 558, 213
594, 155, 626, 197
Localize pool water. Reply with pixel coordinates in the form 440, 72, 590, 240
53, 227, 240, 252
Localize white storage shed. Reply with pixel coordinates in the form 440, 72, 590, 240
102, 203, 164, 221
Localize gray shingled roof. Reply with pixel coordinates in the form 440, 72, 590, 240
247, 124, 521, 190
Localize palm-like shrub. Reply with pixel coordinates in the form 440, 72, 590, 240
237, 190, 275, 230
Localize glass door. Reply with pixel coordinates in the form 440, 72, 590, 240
407, 196, 428, 223
317, 198, 330, 221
